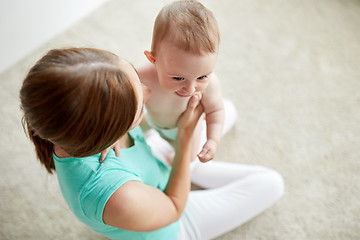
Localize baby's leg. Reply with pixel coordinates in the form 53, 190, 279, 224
143, 129, 173, 166
154, 118, 203, 166
178, 163, 284, 239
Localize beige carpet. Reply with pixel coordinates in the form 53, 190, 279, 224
1, 0, 360, 239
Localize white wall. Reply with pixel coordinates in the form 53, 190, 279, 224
0, 0, 110, 73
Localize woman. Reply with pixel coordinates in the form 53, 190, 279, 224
20, 48, 284, 239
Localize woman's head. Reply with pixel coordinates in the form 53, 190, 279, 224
20, 48, 141, 173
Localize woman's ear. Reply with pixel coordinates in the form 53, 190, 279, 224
144, 51, 156, 64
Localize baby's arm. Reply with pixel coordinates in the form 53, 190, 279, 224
198, 73, 225, 162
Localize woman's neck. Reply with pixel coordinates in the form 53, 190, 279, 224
118, 132, 134, 148
53, 145, 72, 158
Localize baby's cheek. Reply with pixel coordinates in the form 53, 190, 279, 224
162, 81, 179, 92
197, 82, 209, 92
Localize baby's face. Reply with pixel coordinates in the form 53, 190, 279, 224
154, 41, 218, 97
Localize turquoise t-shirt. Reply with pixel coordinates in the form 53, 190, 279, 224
53, 126, 180, 240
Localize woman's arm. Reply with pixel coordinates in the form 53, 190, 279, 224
103, 95, 203, 231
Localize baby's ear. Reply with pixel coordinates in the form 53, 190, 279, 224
144, 51, 156, 64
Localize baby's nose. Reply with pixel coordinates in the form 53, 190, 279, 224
183, 82, 196, 94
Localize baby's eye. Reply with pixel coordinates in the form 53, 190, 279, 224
197, 75, 208, 80
172, 77, 185, 81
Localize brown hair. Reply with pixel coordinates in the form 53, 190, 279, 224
20, 48, 138, 173
151, 0, 220, 56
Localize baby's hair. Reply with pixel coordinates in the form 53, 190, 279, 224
151, 0, 220, 56
20, 48, 137, 173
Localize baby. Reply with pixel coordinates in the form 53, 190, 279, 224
138, 0, 224, 163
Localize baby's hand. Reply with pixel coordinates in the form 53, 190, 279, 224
197, 139, 218, 162
100, 140, 121, 163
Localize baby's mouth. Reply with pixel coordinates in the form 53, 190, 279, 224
175, 91, 192, 97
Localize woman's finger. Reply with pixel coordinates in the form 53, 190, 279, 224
100, 148, 110, 163
188, 94, 200, 109
114, 145, 121, 158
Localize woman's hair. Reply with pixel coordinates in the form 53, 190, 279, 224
151, 0, 220, 56
20, 48, 138, 173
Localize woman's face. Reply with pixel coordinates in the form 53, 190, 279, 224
121, 60, 151, 129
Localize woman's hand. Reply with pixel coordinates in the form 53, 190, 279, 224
177, 94, 204, 139
100, 140, 121, 163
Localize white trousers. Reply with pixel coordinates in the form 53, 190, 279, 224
145, 99, 284, 240
179, 162, 284, 240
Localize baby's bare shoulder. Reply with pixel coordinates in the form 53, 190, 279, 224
136, 62, 158, 86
